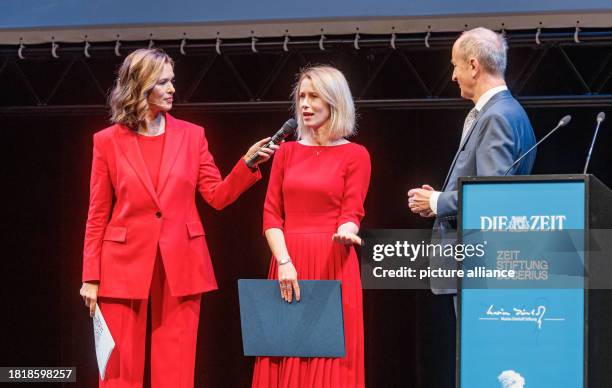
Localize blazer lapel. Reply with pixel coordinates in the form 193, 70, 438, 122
458, 90, 511, 151
441, 112, 482, 189
441, 90, 512, 189
114, 125, 161, 209
157, 113, 186, 195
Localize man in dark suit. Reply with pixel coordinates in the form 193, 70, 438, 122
407, 27, 536, 295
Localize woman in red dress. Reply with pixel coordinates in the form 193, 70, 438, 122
252, 65, 371, 388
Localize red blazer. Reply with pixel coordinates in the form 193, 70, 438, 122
82, 113, 260, 299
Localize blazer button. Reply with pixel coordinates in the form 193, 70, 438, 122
155, 211, 162, 218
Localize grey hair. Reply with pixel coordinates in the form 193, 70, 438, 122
457, 27, 508, 76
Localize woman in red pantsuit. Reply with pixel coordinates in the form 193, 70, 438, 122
79, 48, 277, 388
252, 65, 371, 388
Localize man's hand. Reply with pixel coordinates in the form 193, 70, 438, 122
419, 210, 436, 218
407, 184, 436, 217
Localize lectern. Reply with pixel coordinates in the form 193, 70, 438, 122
458, 175, 612, 388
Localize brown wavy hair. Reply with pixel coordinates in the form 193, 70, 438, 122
108, 48, 174, 130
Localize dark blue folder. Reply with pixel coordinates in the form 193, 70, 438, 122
237, 279, 345, 357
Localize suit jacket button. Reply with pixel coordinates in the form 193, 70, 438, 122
155, 211, 162, 218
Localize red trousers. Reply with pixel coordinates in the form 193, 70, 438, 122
98, 257, 201, 388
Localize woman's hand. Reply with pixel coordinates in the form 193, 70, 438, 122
332, 231, 362, 246
80, 282, 99, 317
278, 262, 300, 303
244, 137, 280, 167
333, 222, 362, 246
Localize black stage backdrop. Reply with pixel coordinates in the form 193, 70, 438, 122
1, 104, 610, 387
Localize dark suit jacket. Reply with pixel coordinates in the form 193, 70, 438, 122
431, 90, 536, 294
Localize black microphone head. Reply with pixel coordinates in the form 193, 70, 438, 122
597, 112, 605, 123
283, 118, 298, 130
273, 118, 298, 142
558, 115, 572, 127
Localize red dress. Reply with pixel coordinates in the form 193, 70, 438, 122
253, 141, 371, 388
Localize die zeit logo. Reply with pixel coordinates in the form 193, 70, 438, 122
480, 215, 567, 231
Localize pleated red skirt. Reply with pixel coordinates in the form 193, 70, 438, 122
252, 231, 365, 388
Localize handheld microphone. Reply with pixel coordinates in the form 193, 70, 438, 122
582, 112, 606, 174
503, 115, 572, 176
245, 118, 298, 168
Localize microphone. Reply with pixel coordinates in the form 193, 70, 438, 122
245, 118, 298, 168
503, 115, 572, 176
583, 112, 606, 174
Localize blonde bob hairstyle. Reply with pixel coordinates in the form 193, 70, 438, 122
108, 48, 174, 130
292, 65, 356, 140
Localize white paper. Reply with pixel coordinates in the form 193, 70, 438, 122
93, 303, 115, 380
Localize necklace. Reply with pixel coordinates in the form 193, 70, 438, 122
299, 138, 347, 147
